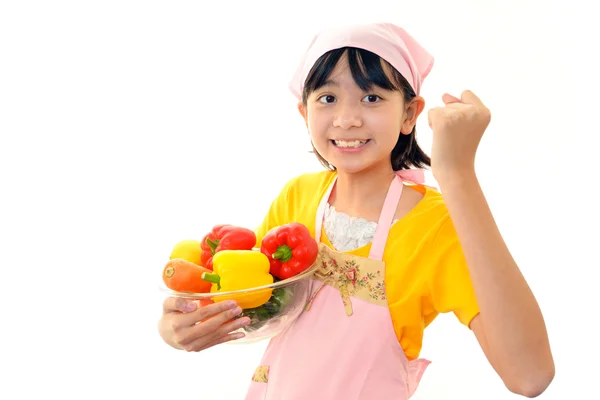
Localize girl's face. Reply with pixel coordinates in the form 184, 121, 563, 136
299, 55, 421, 175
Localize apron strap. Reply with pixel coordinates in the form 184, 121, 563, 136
314, 172, 412, 262
314, 177, 336, 245
368, 176, 403, 260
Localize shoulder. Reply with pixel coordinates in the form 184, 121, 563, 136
280, 170, 336, 199
256, 170, 335, 242
264, 170, 336, 216
386, 184, 462, 264
399, 185, 465, 264
286, 170, 336, 189
399, 184, 451, 231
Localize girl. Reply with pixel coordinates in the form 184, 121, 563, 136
158, 23, 554, 399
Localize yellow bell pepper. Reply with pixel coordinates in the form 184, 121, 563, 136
201, 250, 274, 309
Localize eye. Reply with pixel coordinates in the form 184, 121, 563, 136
318, 95, 336, 104
362, 94, 381, 103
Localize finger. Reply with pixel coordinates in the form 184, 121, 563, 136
197, 332, 246, 351
444, 102, 470, 110
180, 313, 251, 347
195, 300, 241, 321
197, 316, 251, 348
175, 300, 240, 329
184, 331, 246, 352
163, 296, 197, 314
460, 90, 484, 106
427, 107, 447, 127
442, 93, 461, 105
427, 108, 438, 128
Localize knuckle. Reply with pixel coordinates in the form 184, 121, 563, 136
172, 332, 187, 346
216, 324, 233, 336
163, 296, 175, 310
228, 307, 242, 318
198, 319, 220, 336
182, 342, 199, 352
213, 301, 229, 311
201, 302, 232, 319
207, 322, 229, 340
217, 336, 233, 346
217, 300, 236, 311
174, 298, 185, 310
222, 319, 244, 334
176, 297, 191, 312
202, 301, 221, 313
195, 307, 212, 320
224, 315, 240, 327
170, 319, 183, 333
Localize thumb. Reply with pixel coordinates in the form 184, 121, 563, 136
442, 93, 461, 105
460, 90, 484, 106
427, 107, 442, 128
164, 296, 197, 313
427, 108, 435, 128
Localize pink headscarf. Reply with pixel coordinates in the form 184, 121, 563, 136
289, 22, 434, 100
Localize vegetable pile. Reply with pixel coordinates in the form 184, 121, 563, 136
162, 222, 319, 328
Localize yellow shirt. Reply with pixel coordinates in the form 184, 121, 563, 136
255, 170, 480, 360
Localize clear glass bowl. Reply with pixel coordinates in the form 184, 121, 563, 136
158, 260, 319, 344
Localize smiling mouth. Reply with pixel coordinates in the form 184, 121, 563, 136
331, 139, 370, 148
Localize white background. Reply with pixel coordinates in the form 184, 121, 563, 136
1, 0, 598, 399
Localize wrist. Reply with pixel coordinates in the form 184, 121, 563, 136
435, 168, 478, 191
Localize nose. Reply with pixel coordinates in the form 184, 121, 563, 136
333, 102, 362, 130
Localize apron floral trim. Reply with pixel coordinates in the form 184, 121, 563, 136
306, 244, 388, 316
251, 365, 269, 383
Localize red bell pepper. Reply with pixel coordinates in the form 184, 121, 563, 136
260, 222, 319, 280
200, 224, 256, 270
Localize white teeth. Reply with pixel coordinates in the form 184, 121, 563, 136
334, 140, 367, 148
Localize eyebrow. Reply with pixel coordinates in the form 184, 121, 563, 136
321, 79, 339, 87
319, 78, 375, 92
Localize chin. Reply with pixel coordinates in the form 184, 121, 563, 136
328, 153, 383, 173
330, 161, 373, 175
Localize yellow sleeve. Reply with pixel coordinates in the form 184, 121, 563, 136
254, 176, 298, 247
426, 215, 480, 328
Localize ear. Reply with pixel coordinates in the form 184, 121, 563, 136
400, 96, 425, 135
297, 101, 308, 127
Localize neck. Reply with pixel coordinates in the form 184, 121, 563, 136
330, 165, 396, 217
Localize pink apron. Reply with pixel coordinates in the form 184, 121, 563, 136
245, 173, 431, 400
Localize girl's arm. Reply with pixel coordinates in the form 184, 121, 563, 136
440, 171, 554, 398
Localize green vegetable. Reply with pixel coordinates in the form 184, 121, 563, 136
238, 286, 295, 332
271, 287, 294, 311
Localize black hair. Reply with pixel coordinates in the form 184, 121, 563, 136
301, 47, 431, 171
